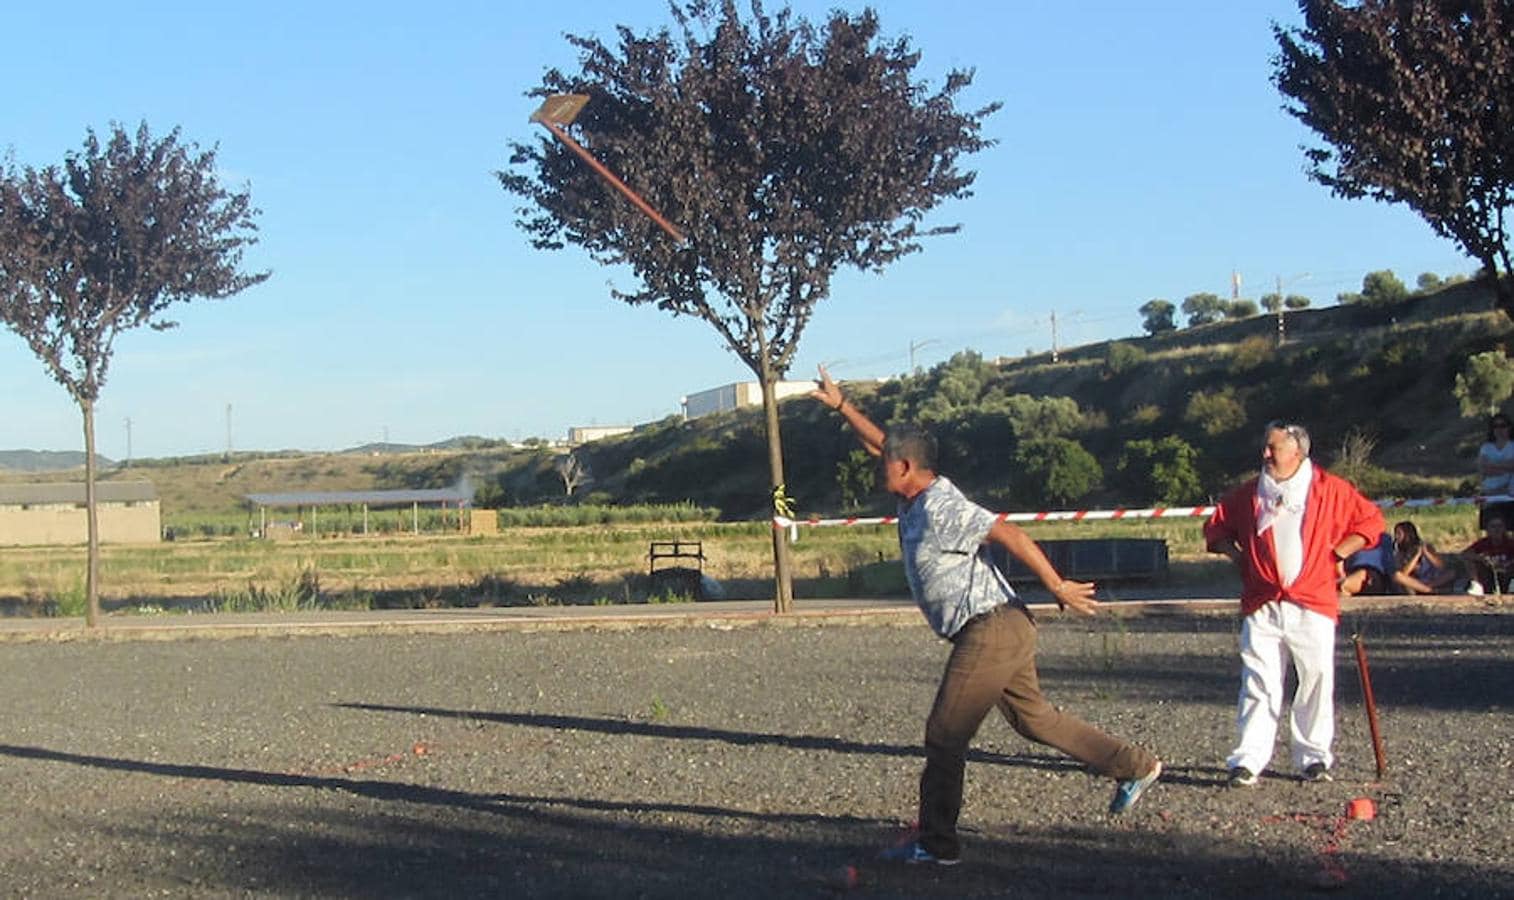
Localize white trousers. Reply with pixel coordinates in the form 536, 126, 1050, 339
1227, 601, 1337, 774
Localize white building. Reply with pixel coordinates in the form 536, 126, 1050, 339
566, 425, 633, 445
681, 380, 815, 419
0, 482, 161, 546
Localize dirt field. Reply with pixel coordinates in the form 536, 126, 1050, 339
0, 604, 1508, 898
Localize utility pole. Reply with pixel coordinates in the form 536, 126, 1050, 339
908, 338, 938, 374
1273, 273, 1310, 346
1275, 275, 1285, 346
1050, 311, 1059, 363
123, 417, 132, 466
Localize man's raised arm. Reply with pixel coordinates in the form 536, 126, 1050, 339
810, 365, 886, 456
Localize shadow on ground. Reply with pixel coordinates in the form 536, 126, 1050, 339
0, 740, 1494, 898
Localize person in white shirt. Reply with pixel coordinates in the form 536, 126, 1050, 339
1477, 414, 1514, 529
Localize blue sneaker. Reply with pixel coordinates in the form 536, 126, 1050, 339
1109, 760, 1163, 814
878, 840, 960, 866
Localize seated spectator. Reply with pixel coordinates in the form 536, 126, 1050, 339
1390, 520, 1459, 595
1465, 515, 1514, 595
1340, 532, 1394, 597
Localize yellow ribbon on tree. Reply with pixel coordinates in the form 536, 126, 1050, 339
772, 484, 796, 519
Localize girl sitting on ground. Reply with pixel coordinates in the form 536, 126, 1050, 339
1391, 520, 1458, 595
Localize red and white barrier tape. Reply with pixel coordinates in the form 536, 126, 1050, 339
772, 494, 1514, 537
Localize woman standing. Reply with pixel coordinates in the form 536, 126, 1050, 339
1477, 414, 1514, 529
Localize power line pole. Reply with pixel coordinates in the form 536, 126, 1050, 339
1273, 273, 1310, 346
124, 417, 132, 466
1275, 275, 1286, 346
908, 338, 938, 374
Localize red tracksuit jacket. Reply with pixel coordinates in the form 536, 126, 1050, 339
1203, 467, 1384, 622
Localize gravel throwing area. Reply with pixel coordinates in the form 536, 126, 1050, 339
0, 604, 1509, 898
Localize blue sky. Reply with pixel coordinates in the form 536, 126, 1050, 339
1, 1, 1475, 459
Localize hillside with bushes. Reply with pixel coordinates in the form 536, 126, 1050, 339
3, 280, 1508, 528
568, 278, 1509, 519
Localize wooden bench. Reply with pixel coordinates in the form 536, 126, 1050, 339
649, 540, 706, 600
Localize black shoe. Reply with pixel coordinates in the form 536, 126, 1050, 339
1302, 763, 1332, 782
1228, 766, 1258, 787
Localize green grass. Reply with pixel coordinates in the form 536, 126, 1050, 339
0, 503, 1482, 615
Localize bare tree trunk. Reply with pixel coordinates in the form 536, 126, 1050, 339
758, 359, 795, 614
81, 398, 101, 627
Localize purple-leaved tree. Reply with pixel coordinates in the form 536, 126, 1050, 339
500, 1, 996, 611
0, 122, 268, 626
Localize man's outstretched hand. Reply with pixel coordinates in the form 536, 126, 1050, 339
810, 365, 843, 410
1053, 580, 1100, 615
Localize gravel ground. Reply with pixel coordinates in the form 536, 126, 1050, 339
0, 605, 1508, 898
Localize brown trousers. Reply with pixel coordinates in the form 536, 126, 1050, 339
918, 604, 1156, 859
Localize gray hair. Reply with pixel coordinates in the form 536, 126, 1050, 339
1265, 419, 1311, 457
883, 423, 938, 471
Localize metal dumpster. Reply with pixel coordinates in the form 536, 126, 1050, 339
990, 538, 1168, 582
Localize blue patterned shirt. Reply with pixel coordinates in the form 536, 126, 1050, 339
898, 476, 1019, 639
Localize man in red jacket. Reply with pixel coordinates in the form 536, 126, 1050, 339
1204, 420, 1384, 787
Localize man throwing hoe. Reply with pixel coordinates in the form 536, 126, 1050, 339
812, 367, 1162, 867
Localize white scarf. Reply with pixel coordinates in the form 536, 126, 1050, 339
1256, 458, 1312, 534
1257, 458, 1312, 588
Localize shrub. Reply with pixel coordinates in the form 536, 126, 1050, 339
1012, 437, 1102, 509
493, 503, 719, 527
1330, 428, 1377, 486
1229, 335, 1273, 373
1378, 339, 1424, 368
1139, 299, 1176, 334
1361, 270, 1409, 306
1000, 394, 1083, 439
1225, 299, 1259, 319
1182, 292, 1226, 326
553, 572, 597, 603
210, 567, 321, 612
1105, 341, 1146, 375
836, 448, 876, 511
1123, 404, 1162, 428
1117, 436, 1203, 506
1183, 389, 1244, 437
1454, 350, 1514, 417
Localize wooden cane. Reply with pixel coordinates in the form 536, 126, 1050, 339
1351, 633, 1387, 780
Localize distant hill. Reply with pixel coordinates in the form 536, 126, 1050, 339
561, 277, 1510, 518
342, 436, 515, 455
0, 449, 114, 473
0, 436, 513, 477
